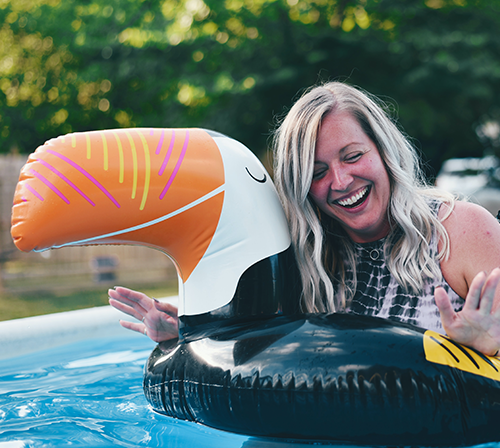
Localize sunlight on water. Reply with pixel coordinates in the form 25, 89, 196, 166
1, 333, 499, 448
0, 335, 252, 447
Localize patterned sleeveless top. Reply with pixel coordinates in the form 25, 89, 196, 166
341, 201, 464, 334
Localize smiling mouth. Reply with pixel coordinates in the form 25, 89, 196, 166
334, 186, 371, 208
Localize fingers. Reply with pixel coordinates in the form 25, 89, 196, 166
154, 299, 178, 318
435, 286, 457, 328
111, 286, 151, 305
110, 286, 180, 342
465, 269, 500, 315
108, 286, 150, 315
480, 268, 500, 315
119, 319, 146, 335
435, 269, 500, 355
463, 271, 487, 312
108, 297, 141, 320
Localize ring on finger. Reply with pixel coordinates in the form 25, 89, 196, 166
144, 328, 147, 336
142, 317, 145, 323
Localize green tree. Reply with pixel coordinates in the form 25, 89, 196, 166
2, 0, 500, 175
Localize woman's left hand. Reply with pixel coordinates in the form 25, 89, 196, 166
435, 268, 500, 357
108, 286, 179, 343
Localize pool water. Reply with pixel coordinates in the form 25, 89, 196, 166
1, 316, 499, 448
0, 331, 342, 447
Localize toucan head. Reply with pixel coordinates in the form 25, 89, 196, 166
11, 128, 291, 319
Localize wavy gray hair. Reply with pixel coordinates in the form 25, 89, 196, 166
273, 82, 454, 313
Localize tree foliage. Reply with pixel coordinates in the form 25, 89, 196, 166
2, 0, 500, 175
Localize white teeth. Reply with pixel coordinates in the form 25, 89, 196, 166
337, 187, 368, 207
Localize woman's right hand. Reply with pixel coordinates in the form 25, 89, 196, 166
435, 268, 500, 357
108, 286, 179, 342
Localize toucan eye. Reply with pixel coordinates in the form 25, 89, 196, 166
245, 166, 267, 183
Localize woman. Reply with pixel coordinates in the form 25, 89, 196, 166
273, 81, 500, 356
109, 82, 500, 356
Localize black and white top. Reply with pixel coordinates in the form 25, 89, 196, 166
340, 202, 464, 334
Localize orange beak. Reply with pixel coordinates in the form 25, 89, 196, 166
11, 128, 225, 282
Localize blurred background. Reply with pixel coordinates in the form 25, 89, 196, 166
1, 0, 499, 320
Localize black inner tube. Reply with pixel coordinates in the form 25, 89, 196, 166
144, 313, 500, 446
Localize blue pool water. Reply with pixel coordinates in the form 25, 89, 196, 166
0, 328, 343, 447
0, 333, 250, 447
1, 311, 500, 448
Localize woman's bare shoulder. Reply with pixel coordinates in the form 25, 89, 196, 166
440, 201, 499, 236
440, 200, 500, 296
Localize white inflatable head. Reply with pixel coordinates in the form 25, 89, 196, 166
11, 128, 290, 317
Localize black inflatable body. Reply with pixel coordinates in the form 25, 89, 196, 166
144, 249, 500, 446
145, 314, 500, 446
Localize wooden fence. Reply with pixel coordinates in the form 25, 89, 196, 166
0, 155, 176, 295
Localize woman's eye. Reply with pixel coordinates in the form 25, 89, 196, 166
345, 152, 363, 163
312, 170, 326, 180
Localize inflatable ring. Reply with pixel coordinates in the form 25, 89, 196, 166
11, 128, 500, 446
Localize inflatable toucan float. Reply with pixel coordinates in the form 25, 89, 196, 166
10, 128, 500, 446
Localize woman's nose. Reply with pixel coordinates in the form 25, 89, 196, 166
329, 167, 353, 191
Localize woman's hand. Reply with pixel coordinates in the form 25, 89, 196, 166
435, 268, 500, 357
108, 286, 179, 342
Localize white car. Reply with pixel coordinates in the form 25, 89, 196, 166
435, 156, 500, 217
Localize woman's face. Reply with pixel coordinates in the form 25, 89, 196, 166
309, 110, 391, 243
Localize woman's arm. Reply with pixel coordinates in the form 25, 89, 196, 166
108, 286, 179, 342
436, 201, 500, 356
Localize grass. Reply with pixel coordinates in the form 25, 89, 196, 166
0, 281, 178, 322
1, 254, 179, 321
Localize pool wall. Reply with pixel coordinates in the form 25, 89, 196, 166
0, 296, 178, 360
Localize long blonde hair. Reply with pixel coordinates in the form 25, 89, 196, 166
273, 82, 454, 313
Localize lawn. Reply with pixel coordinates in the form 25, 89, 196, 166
0, 281, 178, 321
